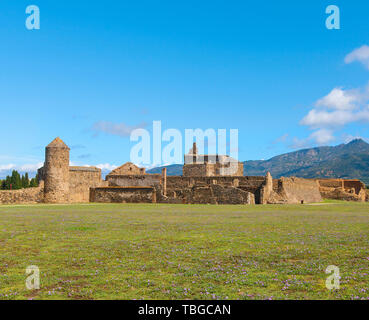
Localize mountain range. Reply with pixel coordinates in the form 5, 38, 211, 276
148, 139, 369, 185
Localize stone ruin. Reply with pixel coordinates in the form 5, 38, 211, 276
183, 142, 244, 177
0, 137, 367, 205
317, 179, 367, 202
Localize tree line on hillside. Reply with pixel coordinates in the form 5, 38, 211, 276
0, 170, 39, 190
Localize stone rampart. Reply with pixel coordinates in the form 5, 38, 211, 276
0, 184, 44, 204
90, 186, 155, 203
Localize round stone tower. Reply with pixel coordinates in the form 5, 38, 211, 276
44, 137, 70, 203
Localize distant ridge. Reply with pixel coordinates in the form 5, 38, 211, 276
148, 164, 183, 176
147, 139, 369, 185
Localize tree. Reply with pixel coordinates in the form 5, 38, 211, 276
10, 170, 22, 189
22, 173, 30, 188
5, 176, 11, 189
30, 176, 39, 188
0, 171, 36, 190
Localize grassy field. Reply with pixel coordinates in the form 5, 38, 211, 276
0, 202, 369, 300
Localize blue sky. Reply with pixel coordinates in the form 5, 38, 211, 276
1, 1, 369, 177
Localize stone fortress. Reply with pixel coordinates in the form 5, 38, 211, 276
0, 137, 367, 204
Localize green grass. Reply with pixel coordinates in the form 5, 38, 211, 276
1, 202, 369, 300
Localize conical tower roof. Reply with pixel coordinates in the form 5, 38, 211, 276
46, 137, 70, 149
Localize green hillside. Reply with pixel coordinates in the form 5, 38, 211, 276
148, 139, 369, 185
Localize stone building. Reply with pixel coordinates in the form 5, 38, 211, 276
108, 162, 146, 175
183, 143, 244, 177
38, 137, 105, 203
43, 137, 70, 203
91, 143, 323, 205
1, 137, 367, 205
317, 179, 367, 202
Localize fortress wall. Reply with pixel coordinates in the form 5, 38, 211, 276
183, 164, 208, 177
107, 174, 161, 187
68, 167, 103, 203
166, 176, 265, 189
206, 163, 216, 176
0, 184, 44, 204
183, 185, 255, 205
90, 186, 155, 203
164, 176, 264, 203
234, 163, 244, 176
319, 187, 366, 202
317, 178, 366, 201
272, 179, 280, 189
161, 184, 255, 205
98, 171, 265, 199
343, 180, 365, 194
37, 166, 45, 181
278, 177, 322, 204
183, 163, 244, 177
214, 162, 244, 176
317, 179, 344, 189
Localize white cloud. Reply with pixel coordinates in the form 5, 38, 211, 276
18, 162, 43, 172
301, 109, 357, 128
95, 163, 118, 171
0, 163, 43, 173
92, 121, 148, 137
299, 82, 369, 145
290, 129, 335, 149
309, 129, 335, 145
301, 99, 369, 129
0, 162, 43, 178
0, 164, 16, 171
315, 87, 360, 110
70, 161, 118, 172
344, 45, 369, 69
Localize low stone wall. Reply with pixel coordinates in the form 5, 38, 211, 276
317, 179, 365, 193
195, 185, 255, 204
90, 186, 155, 203
318, 179, 344, 189
343, 180, 366, 194
0, 185, 44, 204
166, 175, 264, 189
106, 174, 161, 187
320, 187, 366, 202
317, 179, 366, 201
163, 184, 255, 205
